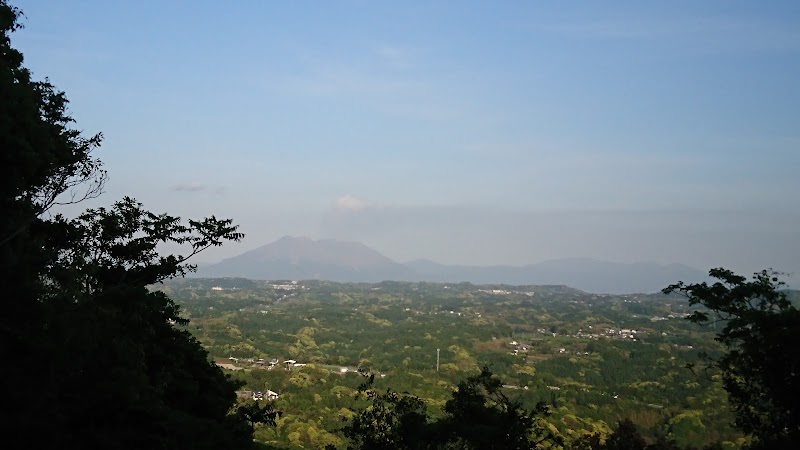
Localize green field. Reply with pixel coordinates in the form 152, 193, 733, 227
160, 278, 745, 449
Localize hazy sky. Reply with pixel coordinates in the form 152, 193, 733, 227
12, 1, 800, 276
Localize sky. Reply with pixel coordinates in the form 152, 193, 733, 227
11, 1, 800, 277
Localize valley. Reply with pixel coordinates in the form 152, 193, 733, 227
161, 278, 744, 449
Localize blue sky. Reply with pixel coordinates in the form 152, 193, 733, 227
11, 1, 800, 276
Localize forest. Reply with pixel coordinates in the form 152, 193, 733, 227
158, 277, 769, 449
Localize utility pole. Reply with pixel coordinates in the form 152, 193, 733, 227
436, 348, 440, 372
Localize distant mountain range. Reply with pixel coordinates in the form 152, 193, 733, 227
197, 236, 709, 294
198, 236, 415, 283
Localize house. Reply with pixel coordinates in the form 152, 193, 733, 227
249, 390, 279, 401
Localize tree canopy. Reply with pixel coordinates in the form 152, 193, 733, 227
340, 367, 557, 450
664, 268, 800, 449
0, 2, 273, 447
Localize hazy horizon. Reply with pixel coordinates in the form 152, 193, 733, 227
13, 1, 800, 279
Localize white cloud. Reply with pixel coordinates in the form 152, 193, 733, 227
333, 194, 370, 212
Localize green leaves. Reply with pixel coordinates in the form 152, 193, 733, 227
1, 2, 256, 446
441, 367, 558, 450
232, 400, 281, 427
342, 367, 557, 450
664, 268, 800, 448
44, 197, 244, 293
344, 387, 430, 450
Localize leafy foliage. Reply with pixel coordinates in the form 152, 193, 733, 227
340, 367, 557, 450
342, 375, 432, 450
664, 268, 800, 448
602, 419, 648, 450
0, 2, 272, 447
173, 277, 745, 448
440, 367, 558, 449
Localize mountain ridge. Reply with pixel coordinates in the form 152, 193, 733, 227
198, 236, 709, 294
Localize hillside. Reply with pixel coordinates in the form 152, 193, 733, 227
161, 278, 743, 449
199, 236, 708, 294
200, 236, 416, 282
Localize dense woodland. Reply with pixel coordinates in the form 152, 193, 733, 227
1, 3, 273, 448
160, 278, 762, 449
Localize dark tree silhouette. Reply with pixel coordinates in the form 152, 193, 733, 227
664, 268, 800, 449
341, 367, 558, 450
0, 2, 275, 448
342, 382, 432, 450
439, 367, 558, 450
603, 419, 647, 450
570, 422, 683, 450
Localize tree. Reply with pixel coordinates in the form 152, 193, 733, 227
341, 368, 559, 450
341, 377, 432, 450
439, 367, 558, 450
0, 2, 274, 447
602, 419, 647, 450
664, 268, 800, 449
570, 432, 603, 450
570, 421, 681, 450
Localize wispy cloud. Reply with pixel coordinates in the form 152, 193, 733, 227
170, 182, 226, 194
171, 182, 207, 192
269, 61, 464, 122
333, 194, 372, 213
